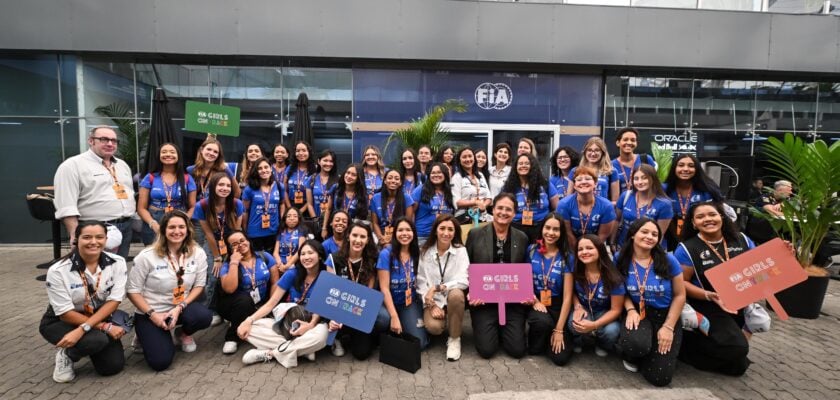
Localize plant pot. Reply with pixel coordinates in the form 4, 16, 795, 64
768, 274, 830, 319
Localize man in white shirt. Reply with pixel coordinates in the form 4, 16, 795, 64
54, 126, 136, 257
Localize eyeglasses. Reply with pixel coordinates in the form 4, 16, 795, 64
92, 137, 120, 145
229, 238, 249, 248
557, 156, 571, 161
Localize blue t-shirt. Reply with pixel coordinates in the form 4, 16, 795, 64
573, 273, 626, 315
192, 199, 245, 240
242, 183, 285, 238
273, 164, 290, 187
364, 171, 383, 200
412, 186, 454, 237
557, 194, 617, 238
622, 253, 683, 310
276, 227, 304, 264
664, 185, 715, 219
277, 268, 319, 304
615, 192, 674, 247
376, 247, 416, 306
570, 167, 619, 200
219, 252, 275, 301
513, 184, 557, 224
673, 234, 756, 287
403, 175, 421, 197
322, 237, 340, 256
186, 165, 234, 200
612, 155, 656, 196
525, 245, 571, 297
333, 192, 363, 220
371, 192, 415, 230
140, 173, 197, 210
549, 175, 571, 201
309, 175, 336, 218
287, 168, 311, 208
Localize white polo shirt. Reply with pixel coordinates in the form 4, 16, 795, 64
45, 252, 128, 316
53, 149, 136, 221
127, 246, 208, 313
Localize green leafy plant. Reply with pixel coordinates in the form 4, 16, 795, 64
650, 142, 673, 182
383, 99, 467, 163
756, 133, 840, 271
95, 102, 149, 174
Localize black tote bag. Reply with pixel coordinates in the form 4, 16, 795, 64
379, 332, 421, 373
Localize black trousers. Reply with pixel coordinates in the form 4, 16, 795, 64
619, 307, 683, 387
470, 303, 528, 359
679, 300, 750, 376
250, 235, 276, 253
39, 316, 125, 376
526, 297, 574, 365
338, 326, 376, 360
216, 292, 260, 342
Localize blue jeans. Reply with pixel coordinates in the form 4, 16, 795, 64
141, 208, 166, 245
113, 219, 134, 258
374, 293, 429, 349
134, 302, 212, 371
567, 309, 621, 351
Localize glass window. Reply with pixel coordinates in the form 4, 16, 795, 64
136, 64, 210, 119
817, 82, 840, 133
752, 81, 818, 133
282, 67, 352, 123
692, 79, 757, 130
0, 56, 61, 116
210, 67, 283, 121
80, 61, 137, 118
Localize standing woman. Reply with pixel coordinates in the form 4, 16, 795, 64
525, 214, 575, 366
549, 146, 580, 210
614, 164, 674, 248
435, 146, 455, 176
663, 154, 724, 246
330, 163, 369, 223
287, 141, 316, 214
242, 158, 285, 253
673, 202, 754, 376
399, 148, 424, 197
362, 145, 386, 202
307, 149, 339, 240
236, 144, 265, 192
216, 231, 278, 355
188, 137, 239, 204
41, 221, 128, 382
417, 215, 470, 361
517, 138, 538, 158
321, 210, 349, 256
417, 145, 434, 177
500, 153, 557, 242
376, 218, 429, 349
273, 207, 307, 273
568, 234, 624, 357
557, 166, 617, 252
571, 137, 620, 203
271, 143, 291, 188
616, 218, 686, 387
412, 162, 455, 244
371, 169, 415, 245
237, 240, 329, 368
488, 143, 512, 198
138, 143, 197, 245
128, 210, 212, 371
325, 221, 379, 359
466, 193, 530, 359
451, 148, 492, 239
613, 128, 656, 196
474, 149, 491, 187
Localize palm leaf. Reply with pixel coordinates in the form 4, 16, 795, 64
384, 99, 467, 161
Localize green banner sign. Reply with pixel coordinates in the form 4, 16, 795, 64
184, 100, 241, 137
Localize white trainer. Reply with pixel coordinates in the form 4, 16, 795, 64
446, 337, 461, 361
179, 332, 197, 353
305, 352, 316, 361
623, 360, 639, 373
53, 348, 75, 383
211, 314, 223, 327
332, 340, 345, 357
242, 349, 273, 365
594, 346, 608, 357
222, 341, 238, 354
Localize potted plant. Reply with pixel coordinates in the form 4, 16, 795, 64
383, 99, 467, 166
756, 132, 840, 318
650, 142, 673, 182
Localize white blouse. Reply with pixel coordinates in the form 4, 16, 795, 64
488, 165, 511, 198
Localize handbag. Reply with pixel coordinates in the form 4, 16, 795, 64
272, 304, 313, 341
379, 332, 421, 373
109, 309, 134, 333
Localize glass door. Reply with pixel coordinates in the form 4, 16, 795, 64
493, 129, 555, 175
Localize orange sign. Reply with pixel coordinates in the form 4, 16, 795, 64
704, 238, 806, 320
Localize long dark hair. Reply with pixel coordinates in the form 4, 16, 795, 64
616, 218, 674, 279
501, 153, 547, 200
420, 214, 463, 254
663, 154, 723, 202
63, 220, 108, 260
492, 142, 512, 167
239, 143, 265, 185
537, 212, 569, 256
399, 148, 423, 183
336, 221, 378, 284
312, 149, 339, 190
280, 206, 302, 232
573, 234, 622, 292
551, 146, 580, 178
435, 146, 455, 170
420, 163, 454, 209
289, 141, 317, 176
455, 147, 476, 177
246, 157, 275, 190
148, 142, 189, 206
380, 169, 406, 224
679, 201, 741, 243
335, 163, 369, 220
475, 149, 491, 184
388, 217, 420, 277
222, 230, 255, 261
293, 239, 327, 292
325, 209, 350, 238
203, 172, 238, 234
631, 164, 669, 200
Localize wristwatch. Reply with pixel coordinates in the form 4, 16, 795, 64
80, 323, 91, 332
145, 309, 155, 318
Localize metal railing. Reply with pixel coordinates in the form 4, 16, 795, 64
482, 0, 836, 15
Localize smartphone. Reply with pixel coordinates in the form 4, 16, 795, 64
291, 321, 301, 332
164, 316, 173, 326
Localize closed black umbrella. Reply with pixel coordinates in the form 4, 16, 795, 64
291, 92, 313, 146
142, 88, 180, 176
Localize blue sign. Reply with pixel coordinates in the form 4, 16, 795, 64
305, 272, 384, 334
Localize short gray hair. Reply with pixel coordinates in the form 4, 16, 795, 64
89, 125, 118, 137
774, 180, 792, 190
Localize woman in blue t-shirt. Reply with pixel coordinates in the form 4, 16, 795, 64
273, 207, 307, 273
616, 218, 686, 387
614, 164, 674, 248
412, 163, 455, 243
568, 234, 624, 357
371, 170, 415, 245
217, 231, 278, 355
524, 213, 574, 366
286, 141, 316, 214
188, 137, 239, 201
663, 153, 724, 249
321, 210, 348, 257
271, 143, 290, 189
549, 146, 580, 210
362, 145, 386, 202
501, 153, 556, 243
570, 137, 620, 203
242, 158, 285, 253
138, 143, 197, 245
399, 148, 424, 197
612, 127, 657, 197
375, 218, 428, 349
306, 149, 339, 239
558, 166, 617, 252
325, 164, 369, 231
234, 144, 265, 193
237, 239, 329, 368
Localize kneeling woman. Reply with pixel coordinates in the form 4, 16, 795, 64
237, 239, 329, 367
128, 210, 213, 371
41, 221, 128, 382
217, 231, 278, 354
616, 218, 685, 387
525, 213, 574, 365
674, 202, 754, 376
376, 218, 429, 349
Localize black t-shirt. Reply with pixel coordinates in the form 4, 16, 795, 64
491, 228, 512, 263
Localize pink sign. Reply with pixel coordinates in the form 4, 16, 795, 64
468, 263, 534, 325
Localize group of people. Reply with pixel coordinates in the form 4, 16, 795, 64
44, 126, 773, 386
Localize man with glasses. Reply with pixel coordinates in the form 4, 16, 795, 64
755, 180, 793, 218
54, 126, 136, 257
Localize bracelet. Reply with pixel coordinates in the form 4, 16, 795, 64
214, 257, 223, 262
704, 291, 711, 301
105, 323, 112, 333
626, 308, 636, 313
178, 302, 187, 310
662, 324, 674, 332
552, 329, 563, 334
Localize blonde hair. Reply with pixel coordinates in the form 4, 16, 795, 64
579, 136, 613, 176
519, 138, 538, 158
362, 145, 386, 176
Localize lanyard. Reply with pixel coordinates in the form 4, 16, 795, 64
243, 258, 257, 290
365, 172, 378, 192
297, 273, 318, 304
78, 267, 103, 315
343, 192, 355, 212
635, 193, 650, 219
281, 229, 299, 255
104, 162, 120, 185
262, 183, 275, 216
621, 158, 634, 191
274, 165, 287, 185
397, 255, 413, 288
295, 169, 306, 190
433, 190, 448, 213
162, 178, 175, 208
215, 207, 226, 236
317, 174, 329, 203
167, 252, 186, 286
435, 251, 450, 284
348, 259, 362, 283
700, 237, 730, 263
539, 253, 558, 291
467, 174, 481, 197
632, 258, 653, 305
677, 189, 692, 217
522, 187, 531, 210
577, 198, 593, 235
386, 198, 396, 224
585, 276, 601, 315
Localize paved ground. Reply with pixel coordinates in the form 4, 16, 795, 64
2, 246, 839, 400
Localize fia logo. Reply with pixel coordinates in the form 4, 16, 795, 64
700, 250, 711, 260
475, 83, 513, 110
729, 272, 743, 283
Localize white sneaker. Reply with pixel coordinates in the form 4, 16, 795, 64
594, 346, 608, 357
179, 332, 197, 353
53, 348, 75, 383
623, 360, 639, 373
446, 337, 461, 361
211, 314, 223, 327
305, 352, 316, 361
222, 341, 238, 354
242, 349, 273, 365
131, 334, 143, 354
331, 340, 345, 357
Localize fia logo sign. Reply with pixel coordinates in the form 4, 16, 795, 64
475, 83, 512, 110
